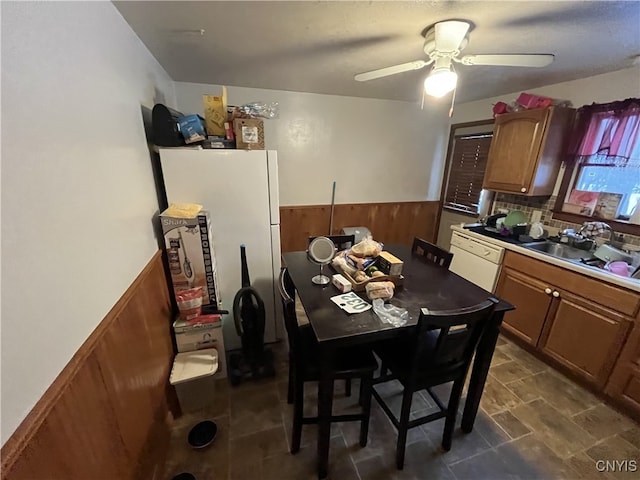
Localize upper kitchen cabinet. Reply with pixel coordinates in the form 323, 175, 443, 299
482, 106, 575, 196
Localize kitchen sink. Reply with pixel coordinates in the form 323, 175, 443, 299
521, 241, 595, 261
522, 240, 640, 280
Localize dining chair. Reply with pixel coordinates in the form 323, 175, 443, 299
412, 237, 453, 269
308, 234, 356, 252
369, 297, 498, 469
297, 234, 356, 399
278, 267, 377, 453
376, 236, 454, 382
286, 291, 354, 403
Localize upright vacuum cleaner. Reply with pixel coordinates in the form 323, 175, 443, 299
228, 244, 275, 385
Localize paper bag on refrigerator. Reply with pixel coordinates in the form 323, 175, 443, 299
203, 86, 228, 136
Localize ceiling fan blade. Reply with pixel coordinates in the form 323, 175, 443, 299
459, 54, 555, 67
434, 21, 471, 53
354, 60, 429, 82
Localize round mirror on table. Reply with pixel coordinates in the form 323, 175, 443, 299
307, 236, 337, 285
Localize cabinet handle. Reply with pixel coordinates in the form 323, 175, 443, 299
552, 291, 560, 298
520, 187, 527, 193
544, 288, 552, 295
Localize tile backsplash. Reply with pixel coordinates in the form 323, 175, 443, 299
492, 193, 640, 248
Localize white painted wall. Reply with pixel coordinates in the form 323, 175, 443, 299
174, 82, 451, 205
1, 2, 176, 444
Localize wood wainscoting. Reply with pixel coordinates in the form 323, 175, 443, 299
280, 201, 440, 252
1, 251, 175, 480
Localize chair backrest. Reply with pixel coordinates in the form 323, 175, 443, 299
308, 234, 356, 251
410, 298, 499, 382
278, 267, 303, 357
412, 237, 453, 269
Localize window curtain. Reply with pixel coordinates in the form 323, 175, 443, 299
569, 98, 640, 167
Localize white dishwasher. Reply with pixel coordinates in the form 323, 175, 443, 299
449, 231, 505, 292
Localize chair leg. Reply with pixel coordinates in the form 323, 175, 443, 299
442, 378, 465, 451
291, 378, 304, 454
396, 386, 414, 470
287, 359, 294, 404
345, 379, 352, 397
359, 374, 373, 447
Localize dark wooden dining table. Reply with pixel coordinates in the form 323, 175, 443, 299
282, 244, 514, 479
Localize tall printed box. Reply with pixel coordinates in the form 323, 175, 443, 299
160, 208, 221, 307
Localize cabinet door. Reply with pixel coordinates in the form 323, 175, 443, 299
606, 323, 640, 420
495, 267, 553, 345
483, 108, 549, 194
540, 290, 632, 388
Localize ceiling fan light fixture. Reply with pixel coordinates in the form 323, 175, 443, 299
424, 67, 457, 97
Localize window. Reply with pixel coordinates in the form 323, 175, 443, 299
574, 159, 640, 218
555, 98, 640, 230
442, 132, 493, 215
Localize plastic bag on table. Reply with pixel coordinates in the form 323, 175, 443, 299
345, 253, 377, 272
366, 281, 395, 300
331, 254, 357, 277
349, 236, 383, 258
372, 299, 408, 327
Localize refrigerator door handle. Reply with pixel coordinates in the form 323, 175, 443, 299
267, 151, 280, 225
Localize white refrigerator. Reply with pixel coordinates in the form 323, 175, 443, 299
159, 149, 281, 350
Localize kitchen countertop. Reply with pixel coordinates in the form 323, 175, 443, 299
451, 225, 640, 293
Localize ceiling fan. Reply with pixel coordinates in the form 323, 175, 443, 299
354, 20, 555, 98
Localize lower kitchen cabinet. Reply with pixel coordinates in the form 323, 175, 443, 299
606, 323, 640, 417
495, 268, 552, 345
539, 290, 631, 388
496, 251, 640, 417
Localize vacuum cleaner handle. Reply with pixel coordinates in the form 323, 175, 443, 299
232, 286, 265, 336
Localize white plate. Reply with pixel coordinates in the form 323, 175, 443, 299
530, 222, 544, 239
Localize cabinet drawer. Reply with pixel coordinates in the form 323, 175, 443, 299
503, 251, 640, 317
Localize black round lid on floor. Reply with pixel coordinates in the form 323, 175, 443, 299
187, 420, 217, 449
171, 473, 195, 480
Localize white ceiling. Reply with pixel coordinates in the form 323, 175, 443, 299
114, 1, 640, 103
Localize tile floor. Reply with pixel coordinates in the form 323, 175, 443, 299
162, 336, 640, 480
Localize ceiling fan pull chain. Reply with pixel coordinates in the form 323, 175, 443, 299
449, 86, 457, 117
448, 69, 457, 118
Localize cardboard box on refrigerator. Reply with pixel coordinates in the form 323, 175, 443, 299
173, 317, 227, 378
160, 208, 222, 308
233, 118, 265, 150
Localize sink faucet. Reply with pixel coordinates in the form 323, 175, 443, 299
578, 221, 626, 249
560, 228, 596, 251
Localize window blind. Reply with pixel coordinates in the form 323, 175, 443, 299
443, 134, 493, 214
